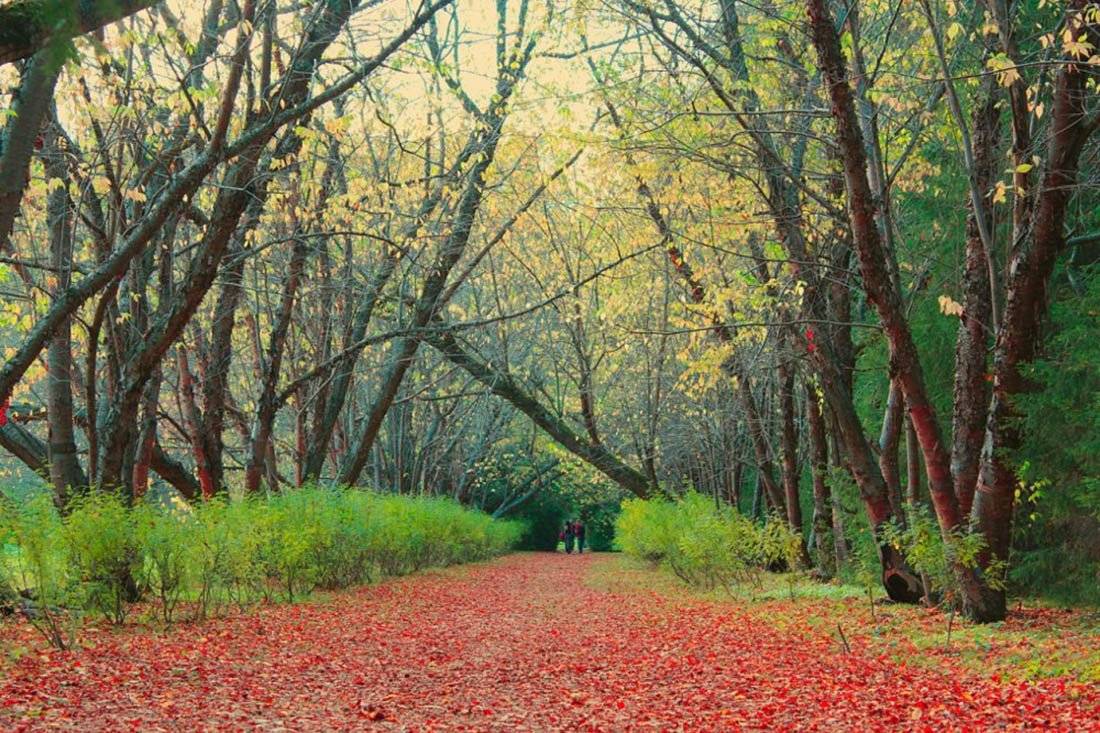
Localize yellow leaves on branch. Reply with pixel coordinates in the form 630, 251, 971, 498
323, 116, 352, 136
938, 295, 964, 318
1061, 29, 1095, 60
986, 53, 1021, 87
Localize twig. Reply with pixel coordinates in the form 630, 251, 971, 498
836, 624, 851, 654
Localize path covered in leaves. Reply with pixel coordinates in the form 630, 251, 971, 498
2, 553, 1098, 730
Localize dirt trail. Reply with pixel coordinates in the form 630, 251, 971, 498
1, 553, 1097, 731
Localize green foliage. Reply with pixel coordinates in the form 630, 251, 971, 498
0, 493, 76, 648
823, 465, 882, 593
882, 505, 1005, 608
615, 493, 801, 591
1012, 267, 1100, 605
306, 490, 376, 591
511, 491, 571, 550
132, 499, 194, 624
580, 500, 619, 552
63, 492, 140, 625
189, 498, 269, 616
0, 487, 522, 645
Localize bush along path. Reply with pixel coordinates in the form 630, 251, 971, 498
1, 553, 1098, 731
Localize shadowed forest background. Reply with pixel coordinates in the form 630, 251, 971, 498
1, 0, 1099, 642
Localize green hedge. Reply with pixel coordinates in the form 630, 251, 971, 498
615, 493, 801, 590
0, 488, 522, 643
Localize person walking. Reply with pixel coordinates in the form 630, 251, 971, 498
563, 521, 575, 554
573, 520, 586, 554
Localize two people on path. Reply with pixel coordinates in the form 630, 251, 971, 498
559, 520, 585, 554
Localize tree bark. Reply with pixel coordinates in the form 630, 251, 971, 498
426, 327, 652, 498
878, 380, 906, 523
952, 74, 999, 516
779, 362, 810, 565
973, 1, 1098, 621
0, 50, 61, 252
905, 414, 922, 507
43, 122, 86, 503
806, 384, 833, 576
150, 441, 199, 500
195, 249, 246, 494
177, 347, 215, 498
807, 0, 988, 612
131, 371, 161, 500
0, 0, 163, 66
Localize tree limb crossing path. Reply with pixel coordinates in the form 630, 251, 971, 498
2, 554, 1097, 730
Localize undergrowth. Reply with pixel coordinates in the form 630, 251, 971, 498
0, 487, 522, 647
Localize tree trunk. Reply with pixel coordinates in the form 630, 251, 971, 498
806, 384, 833, 576
952, 74, 999, 517
878, 380, 906, 524
779, 362, 810, 565
806, 0, 989, 613
131, 371, 161, 500
337, 96, 522, 485
973, 2, 1097, 621
0, 0, 163, 66
43, 124, 85, 504
825, 411, 850, 569
426, 327, 653, 498
905, 414, 922, 507
177, 347, 215, 498
195, 250, 245, 494
0, 50, 61, 251
302, 250, 398, 480
245, 232, 311, 493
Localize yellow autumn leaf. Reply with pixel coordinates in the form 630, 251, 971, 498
938, 295, 964, 318
1062, 30, 1093, 59
986, 54, 1021, 86
324, 116, 350, 136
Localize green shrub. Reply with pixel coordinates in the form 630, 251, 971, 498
310, 489, 375, 590
615, 497, 679, 563
1, 486, 521, 644
615, 493, 800, 591
189, 497, 269, 616
263, 490, 324, 601
133, 500, 194, 624
63, 492, 140, 625
882, 505, 1005, 609
0, 493, 76, 648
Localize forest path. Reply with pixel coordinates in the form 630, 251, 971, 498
2, 552, 1098, 731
